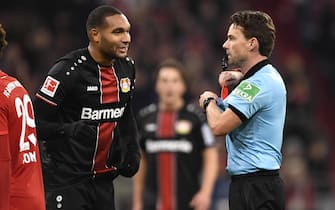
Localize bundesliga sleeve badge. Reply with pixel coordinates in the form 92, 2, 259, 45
40, 76, 60, 97
120, 78, 131, 93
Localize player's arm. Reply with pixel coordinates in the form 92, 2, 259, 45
0, 99, 10, 210
117, 101, 141, 177
33, 60, 95, 141
33, 98, 63, 140
0, 134, 10, 210
190, 146, 218, 210
190, 122, 219, 210
132, 151, 147, 210
33, 60, 69, 140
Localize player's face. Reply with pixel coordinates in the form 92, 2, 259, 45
98, 14, 131, 59
156, 67, 186, 106
222, 24, 250, 68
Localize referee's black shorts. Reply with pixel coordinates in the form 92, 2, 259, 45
229, 170, 285, 210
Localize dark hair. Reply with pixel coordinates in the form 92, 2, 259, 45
230, 10, 276, 57
86, 5, 123, 33
0, 24, 8, 56
155, 58, 191, 101
156, 58, 189, 88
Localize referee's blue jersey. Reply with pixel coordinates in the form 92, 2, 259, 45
222, 59, 286, 175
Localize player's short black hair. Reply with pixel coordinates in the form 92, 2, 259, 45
0, 24, 8, 57
86, 5, 123, 33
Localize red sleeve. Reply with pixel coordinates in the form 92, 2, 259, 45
0, 130, 10, 210
0, 94, 10, 210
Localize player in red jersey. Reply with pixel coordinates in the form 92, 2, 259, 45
0, 24, 46, 210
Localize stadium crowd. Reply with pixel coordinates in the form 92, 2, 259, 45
1, 0, 334, 209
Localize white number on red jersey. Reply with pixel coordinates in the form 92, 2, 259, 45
15, 94, 37, 152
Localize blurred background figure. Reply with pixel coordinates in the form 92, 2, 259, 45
133, 58, 218, 210
1, 0, 335, 209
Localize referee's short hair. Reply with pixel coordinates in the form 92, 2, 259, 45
230, 10, 276, 57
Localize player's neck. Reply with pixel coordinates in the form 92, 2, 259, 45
159, 99, 184, 112
88, 44, 114, 67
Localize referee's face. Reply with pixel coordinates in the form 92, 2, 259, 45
98, 14, 131, 60
222, 24, 249, 68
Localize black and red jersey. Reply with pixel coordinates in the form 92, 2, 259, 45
137, 103, 216, 210
34, 48, 139, 189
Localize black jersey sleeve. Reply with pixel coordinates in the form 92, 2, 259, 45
33, 59, 77, 140
119, 100, 140, 177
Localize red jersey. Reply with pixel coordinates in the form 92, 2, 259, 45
0, 71, 45, 210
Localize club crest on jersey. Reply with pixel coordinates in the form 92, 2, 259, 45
120, 78, 131, 93
40, 76, 60, 97
175, 120, 192, 135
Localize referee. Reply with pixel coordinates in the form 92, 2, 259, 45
199, 10, 286, 210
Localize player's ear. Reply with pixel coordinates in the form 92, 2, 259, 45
89, 28, 100, 43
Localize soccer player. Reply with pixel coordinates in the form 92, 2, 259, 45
0, 24, 46, 210
199, 10, 286, 210
33, 5, 140, 210
133, 59, 218, 210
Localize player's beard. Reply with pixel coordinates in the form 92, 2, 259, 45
100, 38, 127, 60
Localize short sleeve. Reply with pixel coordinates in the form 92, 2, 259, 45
0, 95, 8, 135
227, 79, 269, 119
36, 60, 74, 106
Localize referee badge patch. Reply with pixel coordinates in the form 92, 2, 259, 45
40, 76, 60, 97
233, 81, 260, 102
120, 78, 131, 93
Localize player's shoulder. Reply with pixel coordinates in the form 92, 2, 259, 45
115, 56, 135, 70
49, 48, 92, 75
58, 48, 88, 61
0, 71, 22, 90
0, 71, 27, 100
138, 104, 157, 118
118, 56, 135, 66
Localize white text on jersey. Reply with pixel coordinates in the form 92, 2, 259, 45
81, 107, 125, 120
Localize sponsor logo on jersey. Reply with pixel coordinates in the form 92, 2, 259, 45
87, 86, 98, 92
120, 78, 131, 93
233, 81, 260, 102
146, 139, 193, 153
40, 76, 60, 97
175, 120, 192, 135
81, 107, 125, 121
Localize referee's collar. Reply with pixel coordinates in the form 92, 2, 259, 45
243, 59, 270, 79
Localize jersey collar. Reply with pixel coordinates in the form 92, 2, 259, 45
243, 59, 270, 79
